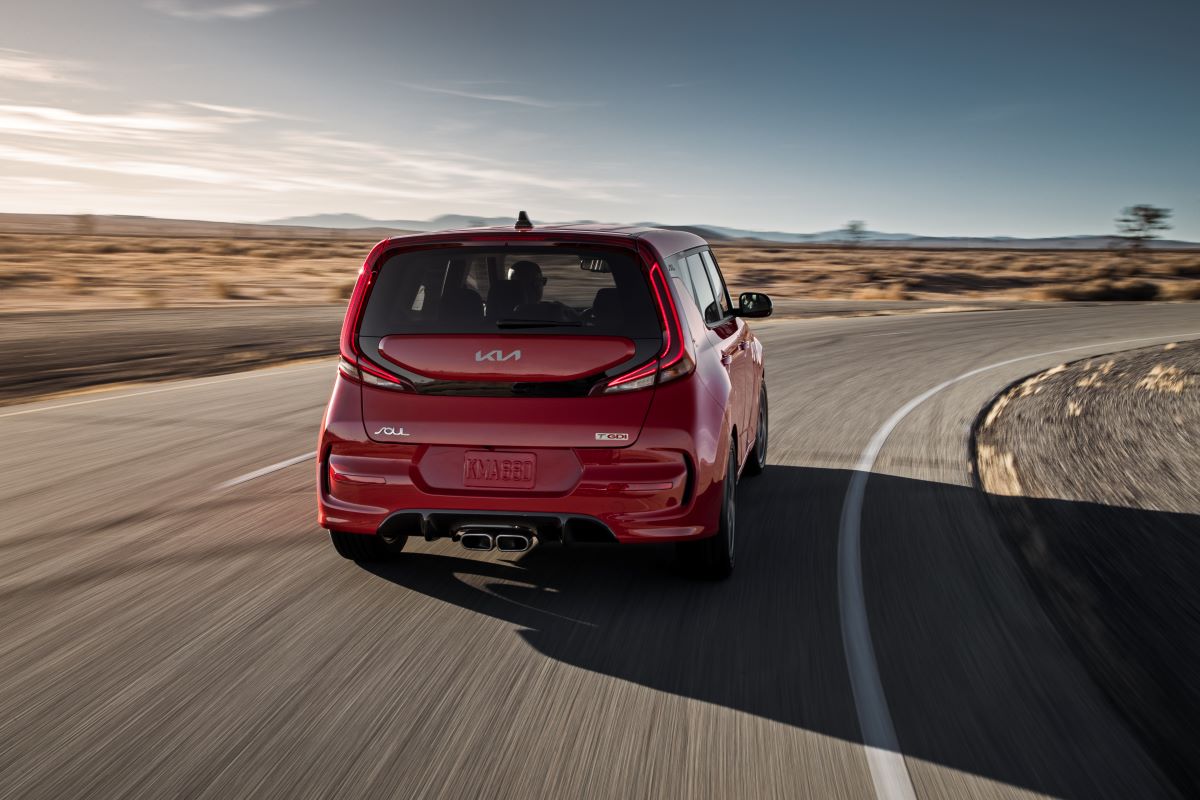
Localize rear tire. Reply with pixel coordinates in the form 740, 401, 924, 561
678, 441, 736, 579
329, 530, 399, 562
745, 382, 768, 477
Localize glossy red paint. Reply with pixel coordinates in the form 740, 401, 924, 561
377, 334, 635, 382
317, 223, 767, 549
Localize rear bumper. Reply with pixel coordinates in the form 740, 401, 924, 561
317, 443, 718, 543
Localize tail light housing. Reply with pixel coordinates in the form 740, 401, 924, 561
337, 242, 413, 391
600, 259, 693, 393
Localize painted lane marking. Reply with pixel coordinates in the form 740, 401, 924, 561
839, 330, 1200, 800
0, 361, 331, 420
216, 451, 317, 490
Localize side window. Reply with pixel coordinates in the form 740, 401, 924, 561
667, 255, 698, 306
684, 253, 721, 324
699, 250, 733, 317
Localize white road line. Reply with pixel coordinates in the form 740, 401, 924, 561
0, 362, 331, 420
838, 330, 1200, 800
216, 451, 317, 490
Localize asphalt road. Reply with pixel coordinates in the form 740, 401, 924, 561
2, 303, 1199, 799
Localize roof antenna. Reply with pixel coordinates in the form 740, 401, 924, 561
515, 210, 533, 230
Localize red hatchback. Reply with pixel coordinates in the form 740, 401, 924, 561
317, 215, 771, 577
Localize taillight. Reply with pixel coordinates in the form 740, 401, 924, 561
337, 243, 413, 392
601, 260, 693, 393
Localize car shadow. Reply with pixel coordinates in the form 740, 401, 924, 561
360, 464, 1200, 799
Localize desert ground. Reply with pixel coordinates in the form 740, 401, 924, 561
1, 215, 1198, 312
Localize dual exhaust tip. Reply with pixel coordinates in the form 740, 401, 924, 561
459, 527, 534, 553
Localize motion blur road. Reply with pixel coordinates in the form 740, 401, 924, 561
3, 305, 1199, 799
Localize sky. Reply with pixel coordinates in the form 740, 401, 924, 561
0, 0, 1197, 238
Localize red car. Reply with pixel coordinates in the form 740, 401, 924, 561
317, 214, 771, 577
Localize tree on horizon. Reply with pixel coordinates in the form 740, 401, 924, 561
843, 220, 867, 246
1115, 205, 1172, 250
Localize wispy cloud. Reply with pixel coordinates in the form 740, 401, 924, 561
145, 0, 308, 20
0, 49, 89, 86
396, 82, 591, 110
0, 175, 81, 189
0, 104, 221, 141
183, 101, 304, 121
0, 97, 637, 215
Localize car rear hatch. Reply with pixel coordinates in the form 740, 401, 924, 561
351, 239, 667, 450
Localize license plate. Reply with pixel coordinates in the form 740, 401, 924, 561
463, 451, 536, 489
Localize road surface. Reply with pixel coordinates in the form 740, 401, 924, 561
2, 304, 1198, 799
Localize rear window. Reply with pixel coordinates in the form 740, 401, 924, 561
359, 247, 662, 338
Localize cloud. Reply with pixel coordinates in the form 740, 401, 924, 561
183, 101, 304, 121
0, 104, 222, 142
145, 0, 308, 20
0, 175, 81, 189
0, 49, 89, 86
396, 82, 591, 110
0, 98, 637, 213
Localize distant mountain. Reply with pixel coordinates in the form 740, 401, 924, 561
264, 213, 1198, 249
675, 225, 911, 243
267, 212, 518, 231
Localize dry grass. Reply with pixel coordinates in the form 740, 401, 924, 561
710, 241, 1200, 303
1, 231, 1198, 312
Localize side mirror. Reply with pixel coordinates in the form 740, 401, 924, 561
736, 292, 773, 318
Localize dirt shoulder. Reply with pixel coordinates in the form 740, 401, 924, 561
973, 340, 1200, 795
0, 306, 344, 406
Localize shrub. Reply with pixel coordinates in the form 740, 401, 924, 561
330, 280, 357, 302
1161, 281, 1200, 300
141, 288, 167, 308
1048, 279, 1160, 301
853, 282, 911, 301
210, 279, 242, 300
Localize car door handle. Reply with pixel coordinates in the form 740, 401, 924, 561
721, 353, 733, 367
737, 340, 749, 351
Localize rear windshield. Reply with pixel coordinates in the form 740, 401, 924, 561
358, 247, 661, 338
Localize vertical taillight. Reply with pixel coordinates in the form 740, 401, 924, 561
337, 241, 412, 391
601, 259, 694, 393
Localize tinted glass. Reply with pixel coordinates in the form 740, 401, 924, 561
667, 255, 697, 306
700, 250, 733, 317
359, 248, 661, 338
684, 253, 721, 324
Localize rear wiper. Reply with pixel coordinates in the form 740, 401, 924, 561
495, 318, 582, 328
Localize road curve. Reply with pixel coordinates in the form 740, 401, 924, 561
2, 303, 1198, 799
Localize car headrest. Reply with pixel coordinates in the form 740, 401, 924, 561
486, 280, 525, 320
591, 287, 623, 325
438, 285, 483, 324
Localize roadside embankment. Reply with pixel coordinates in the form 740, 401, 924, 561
0, 306, 344, 405
973, 340, 1200, 795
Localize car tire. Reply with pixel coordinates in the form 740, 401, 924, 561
745, 382, 768, 477
329, 530, 399, 562
678, 441, 736, 579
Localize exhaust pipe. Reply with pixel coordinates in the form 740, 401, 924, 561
495, 533, 533, 553
459, 532, 494, 551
